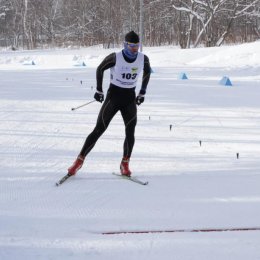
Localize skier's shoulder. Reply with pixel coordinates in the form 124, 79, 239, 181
98, 52, 116, 70
104, 52, 116, 63
143, 54, 150, 63
142, 54, 150, 71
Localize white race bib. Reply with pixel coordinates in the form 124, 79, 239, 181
110, 51, 144, 88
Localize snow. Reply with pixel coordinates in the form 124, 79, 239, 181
0, 42, 260, 259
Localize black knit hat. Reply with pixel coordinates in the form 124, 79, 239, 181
125, 31, 139, 43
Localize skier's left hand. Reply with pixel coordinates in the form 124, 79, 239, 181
136, 94, 145, 105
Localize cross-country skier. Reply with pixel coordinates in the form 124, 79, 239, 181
68, 31, 151, 177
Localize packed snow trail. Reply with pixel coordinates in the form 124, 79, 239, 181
1, 43, 260, 259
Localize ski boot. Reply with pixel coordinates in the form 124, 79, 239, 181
68, 155, 84, 175
120, 157, 131, 177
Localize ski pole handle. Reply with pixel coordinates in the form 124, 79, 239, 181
71, 100, 96, 111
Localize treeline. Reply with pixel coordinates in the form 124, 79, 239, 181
0, 0, 259, 49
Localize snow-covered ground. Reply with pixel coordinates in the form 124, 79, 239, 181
0, 42, 260, 259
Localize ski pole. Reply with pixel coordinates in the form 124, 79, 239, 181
71, 100, 96, 111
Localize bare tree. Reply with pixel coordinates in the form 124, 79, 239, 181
0, 0, 259, 49
216, 0, 260, 46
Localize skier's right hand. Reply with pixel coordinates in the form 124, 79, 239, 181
94, 91, 104, 103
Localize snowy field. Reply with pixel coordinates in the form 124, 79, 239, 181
1, 42, 260, 259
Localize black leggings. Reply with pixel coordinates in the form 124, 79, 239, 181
80, 86, 137, 158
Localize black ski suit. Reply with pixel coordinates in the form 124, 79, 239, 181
79, 51, 151, 158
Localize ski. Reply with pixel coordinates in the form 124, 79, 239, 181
56, 173, 73, 186
56, 172, 148, 186
112, 172, 148, 186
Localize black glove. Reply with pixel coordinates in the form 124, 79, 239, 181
136, 94, 145, 105
94, 91, 104, 103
